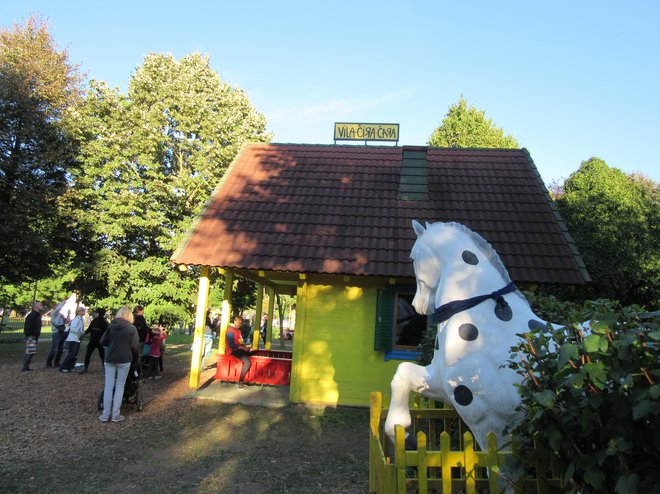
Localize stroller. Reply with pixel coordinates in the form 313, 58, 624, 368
97, 356, 143, 413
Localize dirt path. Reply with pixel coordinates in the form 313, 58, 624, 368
0, 341, 369, 493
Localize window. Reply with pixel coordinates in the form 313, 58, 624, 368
374, 287, 428, 360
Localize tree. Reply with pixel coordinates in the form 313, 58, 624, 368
0, 16, 82, 284
428, 96, 519, 148
555, 158, 659, 308
68, 52, 270, 318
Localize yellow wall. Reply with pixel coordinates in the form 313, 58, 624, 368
289, 281, 402, 407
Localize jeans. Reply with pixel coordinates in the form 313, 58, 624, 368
60, 341, 80, 371
22, 337, 38, 371
46, 330, 66, 366
201, 335, 214, 369
102, 362, 131, 419
231, 349, 253, 382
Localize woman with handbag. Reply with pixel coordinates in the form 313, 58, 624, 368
99, 306, 139, 423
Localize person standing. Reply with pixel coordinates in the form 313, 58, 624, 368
259, 315, 268, 346
225, 315, 254, 389
78, 308, 108, 373
46, 299, 69, 368
133, 305, 150, 345
22, 301, 44, 372
59, 307, 86, 372
145, 325, 168, 379
99, 306, 139, 423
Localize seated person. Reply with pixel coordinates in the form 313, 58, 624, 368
225, 316, 255, 389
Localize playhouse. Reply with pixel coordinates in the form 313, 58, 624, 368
172, 143, 589, 406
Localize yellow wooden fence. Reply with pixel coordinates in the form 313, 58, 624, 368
369, 391, 562, 494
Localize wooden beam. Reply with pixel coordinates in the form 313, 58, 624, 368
218, 271, 234, 355
252, 282, 264, 349
265, 285, 275, 351
189, 266, 210, 388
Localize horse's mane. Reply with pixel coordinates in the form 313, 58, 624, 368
433, 222, 512, 283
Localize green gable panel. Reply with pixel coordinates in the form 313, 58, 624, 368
397, 148, 429, 201
403, 150, 427, 160
374, 289, 394, 352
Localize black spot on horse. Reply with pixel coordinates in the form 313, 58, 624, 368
528, 319, 545, 330
495, 304, 513, 321
458, 323, 479, 341
435, 335, 439, 350
462, 250, 479, 265
454, 385, 473, 406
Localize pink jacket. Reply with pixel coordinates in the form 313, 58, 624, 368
147, 331, 167, 357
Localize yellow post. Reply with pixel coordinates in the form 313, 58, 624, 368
487, 432, 500, 493
265, 285, 275, 350
252, 282, 263, 349
395, 425, 407, 493
440, 431, 452, 494
463, 431, 476, 494
369, 392, 382, 494
417, 431, 428, 494
218, 271, 234, 355
189, 266, 210, 388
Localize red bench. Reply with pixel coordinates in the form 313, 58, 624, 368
215, 349, 292, 386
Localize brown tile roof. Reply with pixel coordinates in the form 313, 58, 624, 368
172, 143, 589, 285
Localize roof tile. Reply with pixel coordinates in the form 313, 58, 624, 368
173, 144, 589, 284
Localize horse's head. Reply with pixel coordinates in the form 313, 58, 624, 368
410, 220, 441, 315
410, 220, 514, 315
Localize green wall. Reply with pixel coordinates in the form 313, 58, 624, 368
289, 281, 403, 407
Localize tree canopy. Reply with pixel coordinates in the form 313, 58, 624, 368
555, 157, 659, 308
66, 52, 270, 320
0, 16, 82, 284
428, 96, 519, 148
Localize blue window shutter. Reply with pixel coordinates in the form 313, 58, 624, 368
374, 289, 394, 352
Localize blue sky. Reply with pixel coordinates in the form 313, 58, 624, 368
3, 1, 659, 183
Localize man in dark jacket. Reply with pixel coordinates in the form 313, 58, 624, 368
79, 308, 108, 373
22, 301, 44, 372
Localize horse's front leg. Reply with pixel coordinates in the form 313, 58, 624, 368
384, 362, 430, 443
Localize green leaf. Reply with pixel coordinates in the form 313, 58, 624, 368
649, 385, 660, 399
584, 334, 606, 353
563, 463, 576, 485
584, 361, 607, 389
534, 390, 555, 408
632, 400, 655, 420
615, 473, 640, 494
558, 343, 579, 368
584, 467, 605, 489
590, 320, 610, 334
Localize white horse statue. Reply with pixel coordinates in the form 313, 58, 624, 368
384, 220, 555, 451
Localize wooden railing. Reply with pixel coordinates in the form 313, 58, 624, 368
369, 391, 562, 493
215, 349, 292, 386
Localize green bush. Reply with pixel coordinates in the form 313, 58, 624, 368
507, 301, 660, 493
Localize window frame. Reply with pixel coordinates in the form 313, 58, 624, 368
374, 285, 428, 361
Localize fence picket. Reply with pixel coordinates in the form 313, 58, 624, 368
369, 391, 561, 493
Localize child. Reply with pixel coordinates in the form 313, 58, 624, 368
145, 325, 168, 379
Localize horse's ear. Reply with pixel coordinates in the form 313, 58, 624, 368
425, 221, 432, 229
412, 219, 425, 237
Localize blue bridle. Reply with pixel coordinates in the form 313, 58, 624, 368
433, 281, 517, 323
